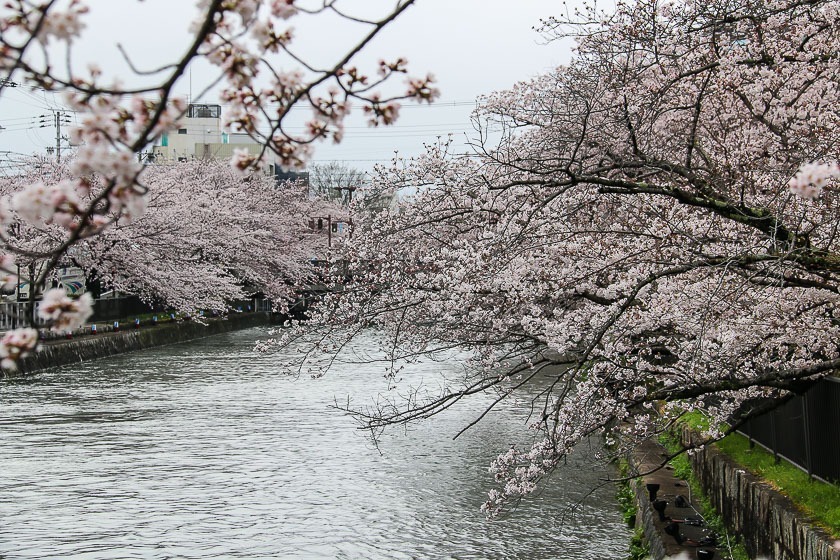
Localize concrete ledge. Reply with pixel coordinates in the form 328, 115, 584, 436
11, 312, 272, 375
631, 433, 840, 560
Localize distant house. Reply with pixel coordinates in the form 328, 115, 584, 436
151, 103, 226, 162
149, 103, 288, 179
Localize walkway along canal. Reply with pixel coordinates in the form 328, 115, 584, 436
0, 328, 630, 559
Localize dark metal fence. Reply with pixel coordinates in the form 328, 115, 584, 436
1, 296, 274, 331
738, 376, 840, 483
90, 296, 156, 322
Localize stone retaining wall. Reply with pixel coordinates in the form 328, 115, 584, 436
13, 313, 272, 375
630, 438, 718, 559
684, 429, 840, 560
631, 471, 670, 559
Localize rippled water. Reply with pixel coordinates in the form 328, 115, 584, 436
0, 328, 630, 559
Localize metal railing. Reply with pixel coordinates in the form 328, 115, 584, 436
738, 376, 840, 483
0, 301, 47, 330
0, 297, 276, 332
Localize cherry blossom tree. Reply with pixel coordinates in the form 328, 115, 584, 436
0, 156, 342, 316
0, 157, 341, 315
0, 0, 437, 367
276, 0, 840, 515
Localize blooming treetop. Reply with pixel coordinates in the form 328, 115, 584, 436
274, 0, 840, 515
0, 0, 436, 367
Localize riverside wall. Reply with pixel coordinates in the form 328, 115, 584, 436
12, 313, 272, 375
683, 429, 840, 560
630, 434, 840, 560
630, 438, 715, 559
630, 439, 678, 559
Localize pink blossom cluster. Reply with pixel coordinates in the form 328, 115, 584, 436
364, 99, 402, 127
405, 74, 440, 104
38, 289, 94, 332
788, 162, 840, 199
309, 88, 352, 144
11, 180, 84, 229
270, 0, 298, 20
26, 0, 88, 45
481, 438, 561, 516
0, 328, 39, 371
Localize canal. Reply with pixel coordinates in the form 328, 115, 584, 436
0, 328, 630, 559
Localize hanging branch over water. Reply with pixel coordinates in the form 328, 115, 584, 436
269, 0, 840, 516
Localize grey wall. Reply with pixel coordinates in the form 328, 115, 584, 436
13, 313, 271, 375
684, 429, 840, 560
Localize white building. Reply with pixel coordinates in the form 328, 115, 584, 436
150, 103, 271, 168
147, 104, 311, 190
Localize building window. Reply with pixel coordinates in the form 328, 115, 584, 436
188, 104, 222, 118
178, 128, 188, 135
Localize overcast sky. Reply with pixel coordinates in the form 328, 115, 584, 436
0, 0, 577, 173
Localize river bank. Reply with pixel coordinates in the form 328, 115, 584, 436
7, 312, 273, 376
629, 434, 840, 560
683, 428, 840, 560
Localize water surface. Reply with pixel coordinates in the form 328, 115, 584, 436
0, 328, 630, 559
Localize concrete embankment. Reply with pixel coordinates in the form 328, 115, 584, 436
11, 312, 272, 376
631, 434, 840, 560
683, 429, 840, 560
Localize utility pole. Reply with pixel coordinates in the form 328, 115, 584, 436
38, 110, 71, 161
55, 112, 62, 161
